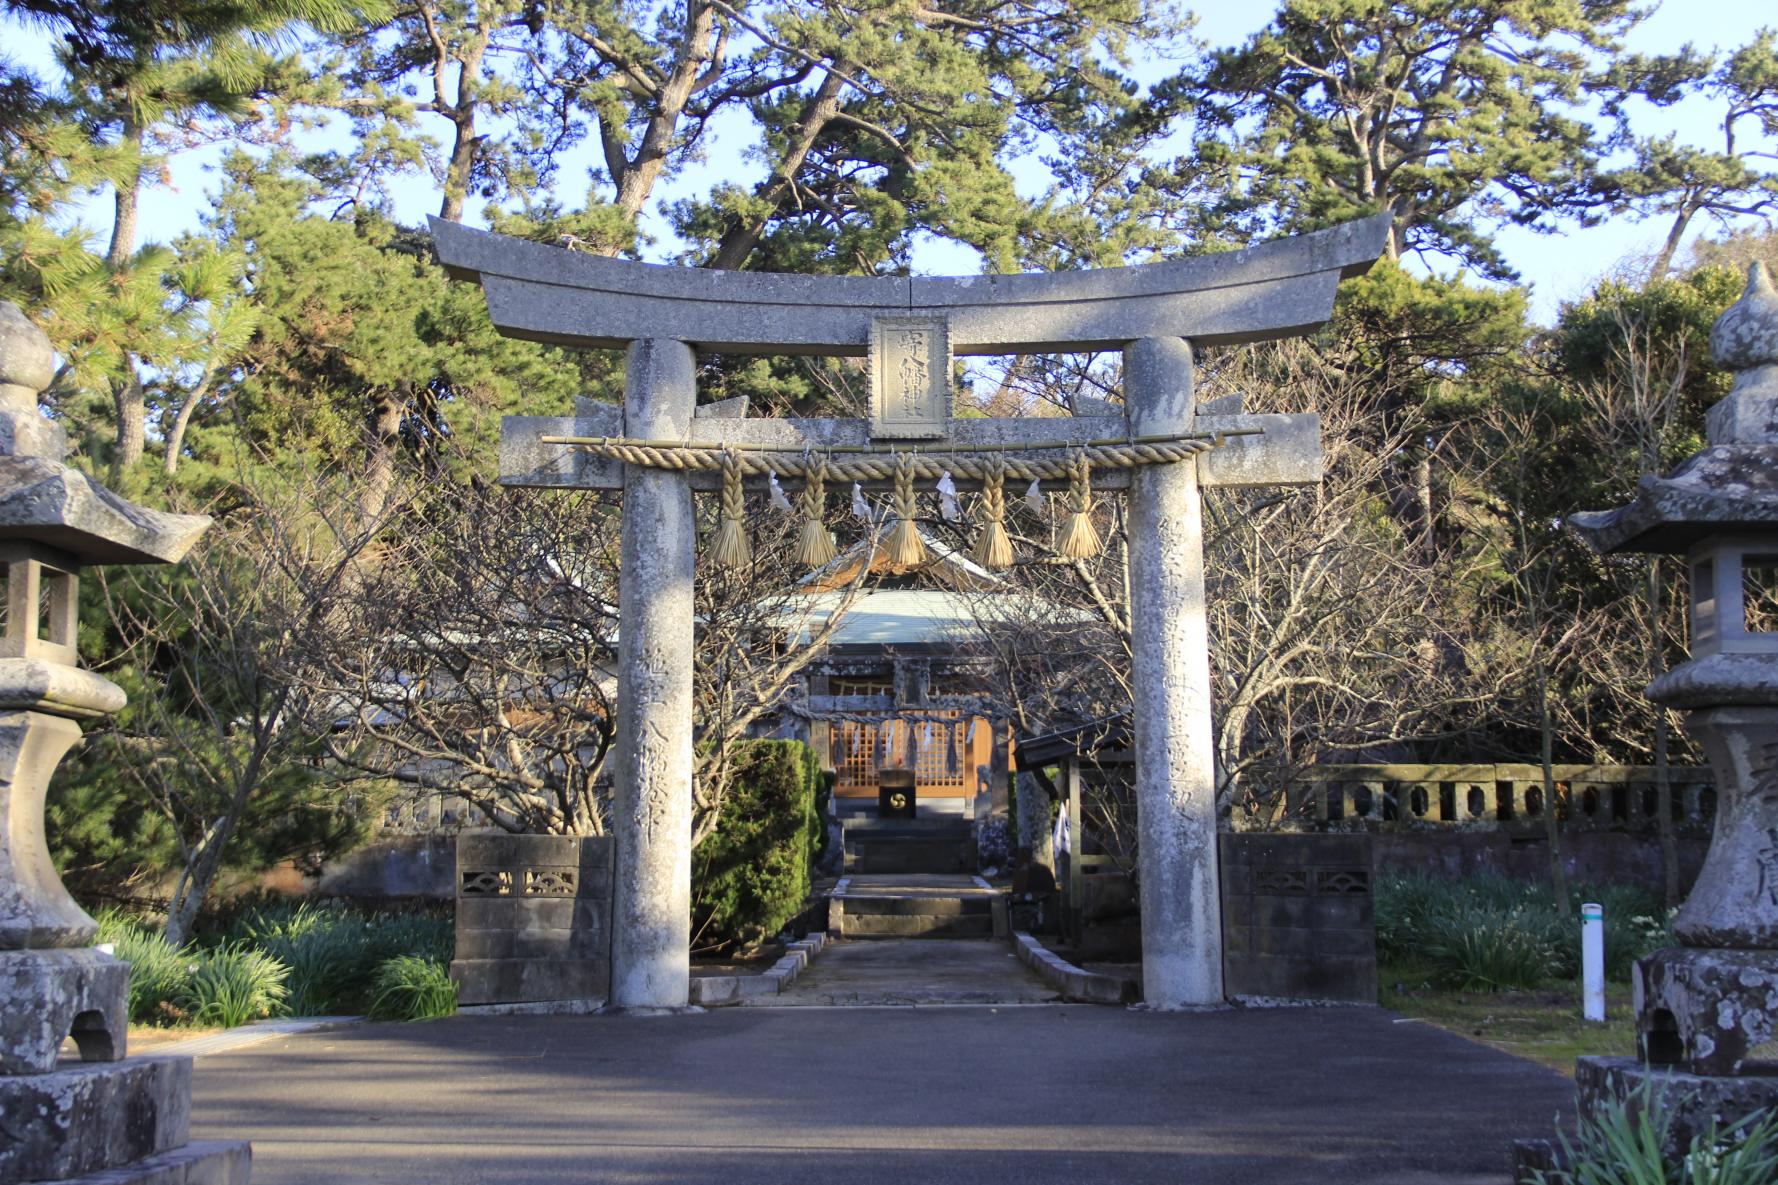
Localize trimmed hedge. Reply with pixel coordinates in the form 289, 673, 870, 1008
692, 740, 822, 953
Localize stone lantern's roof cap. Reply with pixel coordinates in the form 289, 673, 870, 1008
1568, 444, 1778, 554
1572, 263, 1778, 555
0, 456, 210, 564
1710, 261, 1778, 372
0, 300, 210, 563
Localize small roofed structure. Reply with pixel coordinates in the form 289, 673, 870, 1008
1015, 715, 1133, 946
776, 532, 1030, 819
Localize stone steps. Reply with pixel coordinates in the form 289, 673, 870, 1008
840, 911, 994, 939
841, 820, 973, 876
828, 874, 1003, 940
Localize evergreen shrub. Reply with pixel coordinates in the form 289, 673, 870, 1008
691, 739, 821, 953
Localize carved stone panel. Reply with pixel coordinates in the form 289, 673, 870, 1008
870, 316, 949, 440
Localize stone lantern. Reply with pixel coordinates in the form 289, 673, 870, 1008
0, 302, 249, 1183
1517, 263, 1778, 1168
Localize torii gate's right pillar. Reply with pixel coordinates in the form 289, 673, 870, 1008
1125, 336, 1222, 1008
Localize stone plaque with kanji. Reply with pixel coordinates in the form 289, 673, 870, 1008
870, 316, 949, 440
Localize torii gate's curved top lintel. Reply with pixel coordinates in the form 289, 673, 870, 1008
428, 213, 1391, 358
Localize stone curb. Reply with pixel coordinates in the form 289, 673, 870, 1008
455, 999, 604, 1017
1011, 932, 1139, 1006
689, 932, 829, 1007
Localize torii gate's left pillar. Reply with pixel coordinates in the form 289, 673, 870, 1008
610, 339, 697, 1010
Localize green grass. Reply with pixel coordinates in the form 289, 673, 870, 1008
1382, 958, 1638, 1075
1376, 873, 1675, 991
180, 944, 289, 1028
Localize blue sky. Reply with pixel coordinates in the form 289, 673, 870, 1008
6, 2, 1774, 324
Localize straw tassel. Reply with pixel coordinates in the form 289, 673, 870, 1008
709, 449, 752, 568
971, 455, 1015, 570
1057, 453, 1101, 559
796, 459, 838, 570
886, 451, 929, 568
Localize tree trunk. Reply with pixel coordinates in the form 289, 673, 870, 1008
439, 118, 476, 222
1413, 450, 1435, 558
112, 374, 146, 477
108, 123, 146, 475
105, 124, 142, 269
360, 393, 403, 525
162, 821, 230, 948
162, 366, 216, 476
602, 0, 717, 248
1015, 770, 1054, 871
708, 70, 846, 270
1648, 201, 1699, 283
162, 687, 292, 948
435, 14, 494, 222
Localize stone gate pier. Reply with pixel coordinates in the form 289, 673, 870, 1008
431, 214, 1390, 1010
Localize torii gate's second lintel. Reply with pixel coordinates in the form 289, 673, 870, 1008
432, 216, 1390, 1013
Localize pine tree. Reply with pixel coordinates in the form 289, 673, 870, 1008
1145, 0, 1642, 279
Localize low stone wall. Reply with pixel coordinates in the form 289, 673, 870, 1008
316, 833, 458, 900
1219, 833, 1376, 1004
451, 834, 613, 1008
1371, 830, 1708, 892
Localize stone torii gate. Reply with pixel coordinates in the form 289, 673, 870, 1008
431, 213, 1390, 1012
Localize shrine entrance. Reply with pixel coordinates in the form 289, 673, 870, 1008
432, 212, 1390, 1011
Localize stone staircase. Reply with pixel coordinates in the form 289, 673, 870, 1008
830, 818, 1003, 939
840, 816, 972, 875
831, 875, 999, 939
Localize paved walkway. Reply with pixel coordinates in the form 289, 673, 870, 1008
757, 938, 1057, 1006
187, 1006, 1570, 1184
140, 1016, 360, 1058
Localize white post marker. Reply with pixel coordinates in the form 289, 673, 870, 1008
1581, 902, 1606, 1023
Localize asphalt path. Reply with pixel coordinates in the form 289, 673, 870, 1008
189, 1003, 1570, 1184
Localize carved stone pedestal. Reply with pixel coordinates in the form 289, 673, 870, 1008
1576, 1057, 1778, 1153
0, 1057, 191, 1182
0, 947, 128, 1074
1635, 947, 1778, 1074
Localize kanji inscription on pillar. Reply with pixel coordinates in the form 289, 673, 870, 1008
870, 316, 949, 440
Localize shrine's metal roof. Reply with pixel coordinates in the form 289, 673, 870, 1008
778, 588, 1091, 647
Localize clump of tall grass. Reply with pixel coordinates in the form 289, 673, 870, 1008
226, 900, 452, 1014
1421, 905, 1560, 990
97, 909, 193, 1024
179, 945, 289, 1029
89, 897, 453, 1027
229, 901, 377, 1015
368, 956, 457, 1021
